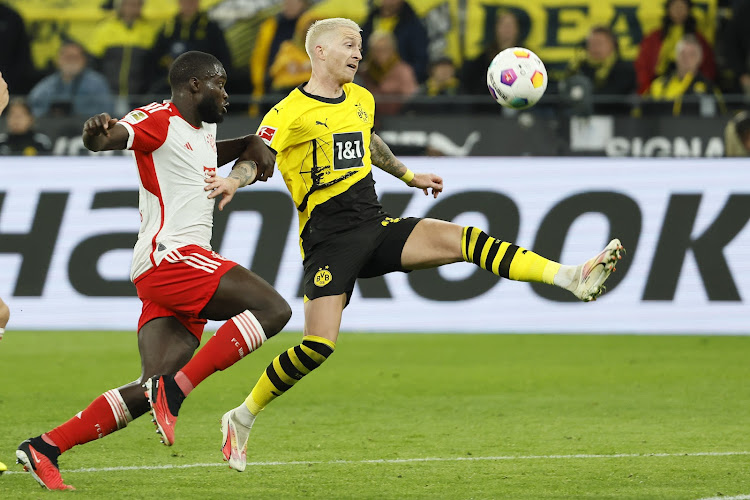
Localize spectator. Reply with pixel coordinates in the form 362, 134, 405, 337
642, 34, 724, 116
635, 0, 716, 95
250, 0, 310, 113
720, 0, 750, 95
0, 98, 53, 156
358, 31, 418, 115
0, 3, 37, 94
724, 110, 750, 156
87, 0, 159, 114
562, 26, 636, 115
267, 15, 316, 95
408, 57, 464, 114
27, 41, 114, 118
361, 0, 429, 82
462, 9, 522, 96
148, 0, 232, 95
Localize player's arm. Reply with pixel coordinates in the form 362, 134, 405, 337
370, 133, 443, 198
82, 113, 129, 151
205, 160, 258, 211
216, 135, 275, 182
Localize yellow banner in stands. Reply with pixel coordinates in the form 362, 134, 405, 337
311, 0, 462, 63
464, 0, 717, 64
6, 0, 718, 77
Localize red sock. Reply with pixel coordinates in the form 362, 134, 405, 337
177, 310, 267, 396
44, 389, 132, 454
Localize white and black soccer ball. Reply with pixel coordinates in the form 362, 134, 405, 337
486, 47, 548, 110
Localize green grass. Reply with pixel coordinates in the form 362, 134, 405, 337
0, 332, 748, 499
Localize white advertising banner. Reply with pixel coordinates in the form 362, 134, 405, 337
1, 156, 748, 334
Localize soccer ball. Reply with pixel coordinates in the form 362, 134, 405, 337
486, 47, 547, 109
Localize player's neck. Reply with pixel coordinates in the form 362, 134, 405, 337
303, 74, 345, 99
170, 98, 202, 128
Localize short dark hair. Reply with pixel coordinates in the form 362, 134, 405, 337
587, 25, 619, 55
168, 51, 223, 90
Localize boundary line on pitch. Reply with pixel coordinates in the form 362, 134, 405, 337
696, 496, 750, 500
3, 450, 749, 475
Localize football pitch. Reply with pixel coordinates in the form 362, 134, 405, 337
1, 331, 748, 499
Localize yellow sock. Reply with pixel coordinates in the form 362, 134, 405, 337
245, 335, 335, 416
461, 226, 560, 284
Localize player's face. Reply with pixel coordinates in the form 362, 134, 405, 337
324, 28, 363, 84
197, 65, 229, 123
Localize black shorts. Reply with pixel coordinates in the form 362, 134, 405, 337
302, 216, 421, 304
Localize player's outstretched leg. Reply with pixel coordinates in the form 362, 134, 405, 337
144, 266, 291, 446
459, 226, 624, 302
16, 317, 197, 491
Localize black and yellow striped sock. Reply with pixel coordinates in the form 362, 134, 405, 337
244, 335, 335, 416
461, 226, 560, 284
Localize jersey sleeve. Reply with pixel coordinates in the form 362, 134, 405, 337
257, 107, 298, 154
119, 104, 170, 153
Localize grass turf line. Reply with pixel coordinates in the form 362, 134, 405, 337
1, 331, 748, 499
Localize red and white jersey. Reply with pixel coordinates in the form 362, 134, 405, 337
118, 101, 218, 281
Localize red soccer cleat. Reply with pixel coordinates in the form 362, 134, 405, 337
16, 438, 75, 491
144, 375, 184, 446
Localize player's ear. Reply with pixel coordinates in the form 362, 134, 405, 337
188, 76, 201, 93
315, 44, 325, 61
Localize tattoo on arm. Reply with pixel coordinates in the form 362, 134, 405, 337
228, 161, 257, 188
370, 134, 408, 177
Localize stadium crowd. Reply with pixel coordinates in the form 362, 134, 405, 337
1, 0, 750, 155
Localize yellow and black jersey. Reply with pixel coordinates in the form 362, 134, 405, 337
257, 82, 384, 252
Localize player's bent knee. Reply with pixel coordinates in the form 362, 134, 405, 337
258, 300, 292, 339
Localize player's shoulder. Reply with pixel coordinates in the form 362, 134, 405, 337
345, 83, 374, 103
261, 90, 306, 128
121, 101, 175, 126
270, 90, 304, 116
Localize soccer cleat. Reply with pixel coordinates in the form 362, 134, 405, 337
16, 438, 75, 491
220, 409, 254, 472
571, 238, 624, 302
144, 375, 184, 446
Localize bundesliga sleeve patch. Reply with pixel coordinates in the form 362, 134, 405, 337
258, 126, 277, 146
122, 110, 148, 124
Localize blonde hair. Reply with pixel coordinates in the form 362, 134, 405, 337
305, 18, 361, 59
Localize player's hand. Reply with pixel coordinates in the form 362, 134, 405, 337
83, 113, 119, 137
205, 171, 241, 211
240, 135, 276, 183
409, 172, 443, 198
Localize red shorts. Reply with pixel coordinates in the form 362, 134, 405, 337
134, 244, 238, 339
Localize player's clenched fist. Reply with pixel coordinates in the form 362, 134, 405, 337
83, 113, 119, 137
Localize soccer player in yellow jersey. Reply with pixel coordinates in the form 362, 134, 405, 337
158, 18, 624, 470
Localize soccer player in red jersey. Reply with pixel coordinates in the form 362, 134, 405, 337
15, 51, 292, 491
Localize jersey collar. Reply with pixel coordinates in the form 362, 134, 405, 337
297, 83, 347, 104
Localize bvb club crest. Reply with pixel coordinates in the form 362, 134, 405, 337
314, 266, 332, 287
355, 103, 369, 122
